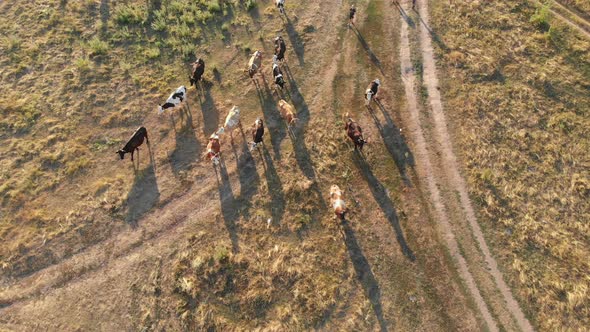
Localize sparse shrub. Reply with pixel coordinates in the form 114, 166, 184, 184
151, 10, 168, 31
245, 0, 257, 11
86, 37, 110, 56
221, 22, 230, 32
207, 0, 221, 13
530, 4, 551, 32
144, 46, 161, 59
213, 246, 229, 263
114, 4, 146, 25
74, 56, 92, 73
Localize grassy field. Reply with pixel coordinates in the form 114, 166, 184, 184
0, 0, 278, 278
430, 1, 590, 330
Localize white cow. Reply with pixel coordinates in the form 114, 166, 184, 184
216, 106, 241, 141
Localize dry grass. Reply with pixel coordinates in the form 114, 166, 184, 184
0, 0, 255, 276
431, 1, 590, 330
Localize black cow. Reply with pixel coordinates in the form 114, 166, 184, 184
117, 127, 149, 161
189, 58, 205, 86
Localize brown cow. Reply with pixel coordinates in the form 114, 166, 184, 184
277, 99, 298, 127
330, 185, 347, 220
345, 113, 367, 150
189, 58, 205, 86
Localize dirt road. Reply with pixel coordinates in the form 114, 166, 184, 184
0, 0, 534, 330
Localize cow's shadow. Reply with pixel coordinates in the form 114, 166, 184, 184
200, 81, 220, 136
169, 104, 200, 176
284, 65, 315, 180
351, 25, 383, 74
284, 13, 305, 66
340, 219, 388, 332
353, 152, 415, 261
370, 102, 415, 186
216, 159, 239, 253
260, 145, 285, 225
125, 163, 160, 227
233, 133, 260, 220
256, 77, 287, 160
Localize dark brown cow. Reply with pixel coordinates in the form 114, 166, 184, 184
274, 36, 286, 62
189, 58, 205, 86
117, 127, 149, 161
345, 114, 367, 150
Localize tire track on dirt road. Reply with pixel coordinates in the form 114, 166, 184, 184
413, 1, 534, 331
549, 0, 590, 38
396, 2, 499, 331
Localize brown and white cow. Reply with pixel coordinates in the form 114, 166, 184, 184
206, 133, 221, 165
117, 127, 149, 162
330, 185, 347, 220
249, 118, 264, 150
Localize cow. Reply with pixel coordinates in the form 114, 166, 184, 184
276, 0, 285, 14
364, 79, 380, 107
272, 62, 285, 89
330, 185, 348, 220
249, 118, 264, 151
274, 36, 286, 62
345, 113, 367, 150
277, 99, 298, 127
189, 58, 205, 86
116, 126, 149, 162
247, 51, 263, 79
216, 106, 241, 141
158, 86, 186, 114
206, 133, 221, 165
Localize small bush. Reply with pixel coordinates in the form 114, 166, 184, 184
207, 0, 221, 13
74, 56, 92, 73
144, 47, 161, 59
245, 0, 257, 11
86, 37, 110, 56
530, 5, 551, 32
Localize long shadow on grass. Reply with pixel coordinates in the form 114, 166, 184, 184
370, 102, 415, 186
260, 145, 286, 225
283, 64, 315, 180
392, 0, 416, 28
353, 152, 416, 261
126, 164, 160, 226
169, 105, 200, 176
351, 25, 384, 74
217, 160, 239, 253
234, 133, 260, 220
99, 0, 109, 37
413, 6, 450, 52
256, 78, 286, 160
340, 219, 389, 332
200, 82, 220, 136
284, 13, 305, 66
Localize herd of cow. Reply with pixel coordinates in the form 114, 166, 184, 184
116, 1, 383, 220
